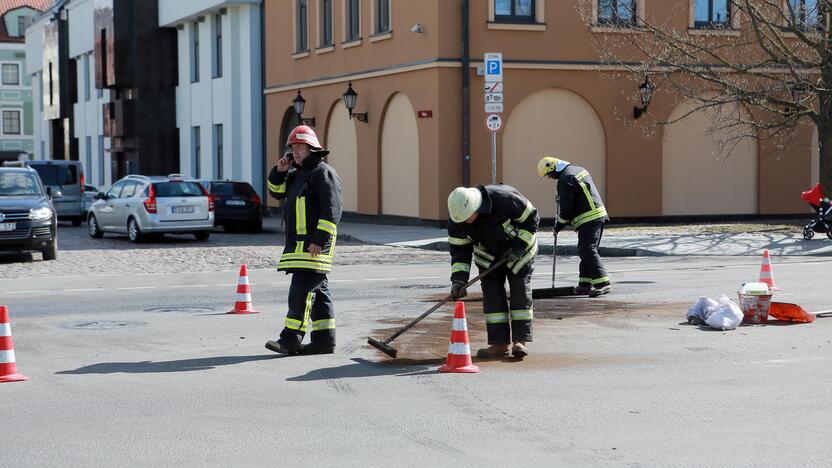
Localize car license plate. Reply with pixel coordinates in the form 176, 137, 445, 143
0, 222, 16, 232
172, 206, 196, 214
226, 200, 245, 206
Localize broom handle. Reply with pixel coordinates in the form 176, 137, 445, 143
552, 191, 559, 289
383, 257, 509, 344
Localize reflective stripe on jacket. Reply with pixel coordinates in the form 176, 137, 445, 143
268, 154, 343, 273
556, 165, 608, 230
448, 184, 539, 283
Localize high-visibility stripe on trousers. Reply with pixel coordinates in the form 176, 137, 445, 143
278, 271, 335, 348
577, 219, 609, 288
479, 261, 534, 345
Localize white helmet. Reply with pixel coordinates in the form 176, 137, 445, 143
447, 187, 482, 223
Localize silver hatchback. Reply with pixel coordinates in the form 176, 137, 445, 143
87, 174, 214, 242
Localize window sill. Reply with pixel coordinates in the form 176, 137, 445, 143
342, 39, 362, 49
370, 31, 393, 42
316, 45, 335, 55
688, 28, 740, 37
487, 21, 546, 31
591, 25, 644, 34
292, 50, 311, 59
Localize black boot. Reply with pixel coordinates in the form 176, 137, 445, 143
265, 340, 300, 355
300, 342, 335, 355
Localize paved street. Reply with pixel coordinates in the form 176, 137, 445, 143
2, 221, 832, 466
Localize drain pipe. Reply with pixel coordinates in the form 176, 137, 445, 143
461, 0, 471, 187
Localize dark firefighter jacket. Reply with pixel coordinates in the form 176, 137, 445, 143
267, 153, 343, 274
555, 164, 608, 231
448, 184, 539, 283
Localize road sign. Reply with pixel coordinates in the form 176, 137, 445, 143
485, 114, 503, 133
484, 93, 503, 103
484, 52, 502, 83
484, 82, 504, 93
485, 102, 504, 113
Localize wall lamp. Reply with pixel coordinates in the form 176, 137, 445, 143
633, 76, 654, 119
293, 90, 316, 126
342, 82, 368, 123
788, 82, 808, 115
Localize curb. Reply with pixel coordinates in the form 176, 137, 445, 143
383, 241, 662, 257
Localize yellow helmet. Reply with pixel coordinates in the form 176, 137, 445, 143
537, 156, 570, 178
447, 187, 482, 223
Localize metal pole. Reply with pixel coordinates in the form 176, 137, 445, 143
491, 132, 497, 184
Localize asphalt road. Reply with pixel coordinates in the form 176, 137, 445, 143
2, 233, 832, 465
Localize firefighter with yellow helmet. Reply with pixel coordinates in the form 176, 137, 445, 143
447, 184, 539, 359
538, 156, 610, 297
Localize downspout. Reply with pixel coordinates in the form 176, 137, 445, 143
461, 0, 471, 186
260, 1, 267, 203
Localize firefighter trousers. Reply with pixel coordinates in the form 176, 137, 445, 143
278, 271, 335, 349
480, 262, 534, 345
577, 220, 609, 288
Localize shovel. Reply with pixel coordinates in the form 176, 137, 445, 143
533, 192, 576, 299
769, 302, 832, 323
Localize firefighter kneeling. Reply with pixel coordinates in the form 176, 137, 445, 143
447, 184, 539, 359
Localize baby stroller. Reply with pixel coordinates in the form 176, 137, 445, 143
801, 183, 832, 240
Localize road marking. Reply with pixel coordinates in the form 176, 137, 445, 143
3, 290, 44, 295
167, 285, 209, 289
116, 287, 156, 291
65, 288, 99, 292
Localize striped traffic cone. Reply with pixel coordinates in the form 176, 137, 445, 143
439, 301, 479, 374
228, 265, 259, 314
759, 250, 781, 291
1, 306, 28, 383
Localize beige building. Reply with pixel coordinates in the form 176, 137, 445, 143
264, 0, 817, 221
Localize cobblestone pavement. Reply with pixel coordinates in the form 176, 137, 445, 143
0, 219, 447, 280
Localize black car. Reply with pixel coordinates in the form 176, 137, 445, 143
200, 180, 263, 233
0, 167, 59, 260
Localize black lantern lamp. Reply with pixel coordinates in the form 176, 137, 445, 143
791, 83, 807, 107
342, 82, 368, 123
633, 76, 654, 119
293, 90, 316, 126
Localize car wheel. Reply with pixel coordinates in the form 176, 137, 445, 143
194, 231, 211, 241
88, 215, 104, 238
42, 241, 58, 261
128, 218, 144, 243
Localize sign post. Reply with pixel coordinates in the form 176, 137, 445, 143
484, 53, 503, 184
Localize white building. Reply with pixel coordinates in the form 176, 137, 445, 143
158, 0, 263, 192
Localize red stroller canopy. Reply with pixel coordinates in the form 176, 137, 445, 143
801, 183, 825, 206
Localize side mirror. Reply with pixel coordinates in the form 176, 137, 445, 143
95, 192, 108, 200
47, 187, 64, 199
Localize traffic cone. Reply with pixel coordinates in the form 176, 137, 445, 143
758, 250, 781, 291
439, 301, 479, 374
228, 265, 259, 314
1, 306, 28, 383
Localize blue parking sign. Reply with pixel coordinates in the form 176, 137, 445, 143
484, 52, 502, 83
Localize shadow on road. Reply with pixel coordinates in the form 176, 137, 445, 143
55, 354, 280, 374
286, 357, 439, 381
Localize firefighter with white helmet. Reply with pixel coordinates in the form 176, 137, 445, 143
447, 184, 539, 359
538, 156, 610, 297
265, 125, 343, 355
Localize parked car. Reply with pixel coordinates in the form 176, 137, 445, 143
199, 179, 263, 233
2, 160, 86, 226
0, 166, 59, 260
82, 184, 100, 214
87, 174, 214, 242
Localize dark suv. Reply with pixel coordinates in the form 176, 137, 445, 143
0, 167, 59, 260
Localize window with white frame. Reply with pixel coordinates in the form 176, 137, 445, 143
2, 110, 22, 135
789, 0, 820, 30
346, 0, 360, 41
192, 126, 201, 178
375, 0, 391, 34
1, 63, 20, 86
694, 0, 731, 28
598, 0, 636, 26
17, 16, 29, 37
84, 54, 91, 101
213, 14, 223, 78
297, 0, 309, 52
495, 0, 535, 22
214, 124, 223, 179
98, 135, 105, 185
191, 21, 200, 82
85, 136, 92, 178
320, 0, 333, 47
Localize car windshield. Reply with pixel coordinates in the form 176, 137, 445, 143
153, 181, 204, 197
30, 164, 77, 187
211, 182, 256, 196
0, 172, 42, 197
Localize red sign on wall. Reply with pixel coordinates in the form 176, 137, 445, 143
417, 110, 433, 118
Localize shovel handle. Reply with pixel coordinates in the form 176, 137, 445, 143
381, 257, 509, 345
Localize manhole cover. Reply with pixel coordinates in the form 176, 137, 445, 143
144, 306, 215, 314
63, 320, 144, 330
399, 284, 446, 290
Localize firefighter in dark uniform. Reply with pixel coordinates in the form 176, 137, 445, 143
538, 156, 610, 297
265, 125, 343, 355
446, 185, 539, 359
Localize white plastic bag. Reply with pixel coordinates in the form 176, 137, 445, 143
704, 295, 743, 331
687, 296, 719, 325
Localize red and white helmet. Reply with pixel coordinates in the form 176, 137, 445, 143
287, 125, 327, 154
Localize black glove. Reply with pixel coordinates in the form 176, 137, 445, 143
502, 245, 526, 262
554, 222, 566, 234
450, 281, 467, 300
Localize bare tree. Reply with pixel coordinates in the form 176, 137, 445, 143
579, 0, 831, 195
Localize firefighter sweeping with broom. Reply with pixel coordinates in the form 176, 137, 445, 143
447, 185, 539, 359
538, 156, 610, 297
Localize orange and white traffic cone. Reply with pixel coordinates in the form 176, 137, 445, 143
439, 301, 479, 374
228, 265, 259, 314
759, 249, 781, 291
1, 306, 28, 383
